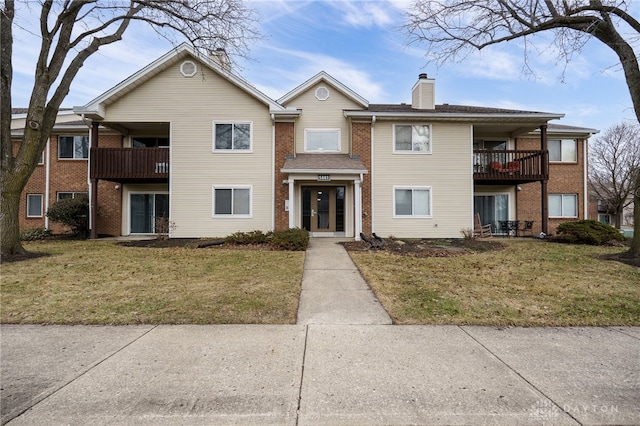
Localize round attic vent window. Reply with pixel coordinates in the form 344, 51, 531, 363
315, 86, 330, 101
180, 60, 197, 77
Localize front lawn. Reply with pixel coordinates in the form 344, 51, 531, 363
347, 239, 640, 326
1, 240, 304, 325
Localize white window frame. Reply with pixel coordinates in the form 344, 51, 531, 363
549, 139, 577, 162
549, 194, 578, 218
304, 129, 341, 152
58, 135, 89, 159
393, 186, 432, 218
26, 194, 43, 218
393, 124, 432, 154
212, 122, 253, 152
212, 186, 252, 217
56, 191, 88, 201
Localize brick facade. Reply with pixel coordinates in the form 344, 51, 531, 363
18, 133, 123, 236
274, 122, 295, 231
516, 136, 587, 235
351, 121, 372, 235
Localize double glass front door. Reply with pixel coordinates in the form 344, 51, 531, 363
302, 186, 345, 233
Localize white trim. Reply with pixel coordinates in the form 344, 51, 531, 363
271, 122, 275, 231
180, 60, 197, 77
355, 178, 362, 240
583, 138, 589, 219
288, 179, 295, 228
548, 193, 578, 218
370, 116, 376, 234
315, 86, 330, 101
44, 138, 51, 229
212, 121, 253, 152
392, 124, 432, 154
212, 185, 253, 218
393, 186, 432, 218
26, 194, 44, 218
304, 128, 341, 152
58, 135, 89, 160
548, 139, 578, 163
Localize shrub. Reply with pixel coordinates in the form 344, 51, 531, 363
20, 227, 52, 241
270, 228, 309, 251
225, 230, 271, 245
556, 220, 624, 245
46, 196, 90, 238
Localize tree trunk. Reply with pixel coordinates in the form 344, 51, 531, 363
628, 186, 640, 258
0, 187, 25, 256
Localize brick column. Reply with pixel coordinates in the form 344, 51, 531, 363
351, 121, 372, 235
274, 122, 295, 231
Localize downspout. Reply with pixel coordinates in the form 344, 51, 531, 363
370, 115, 376, 234
271, 113, 275, 231
44, 138, 51, 229
583, 138, 588, 219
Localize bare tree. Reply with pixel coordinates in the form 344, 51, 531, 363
1, 1, 259, 256
404, 0, 640, 256
590, 122, 640, 228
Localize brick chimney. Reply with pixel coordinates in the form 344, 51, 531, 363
411, 73, 435, 110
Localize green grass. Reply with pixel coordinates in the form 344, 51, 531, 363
1, 240, 304, 325
348, 240, 640, 326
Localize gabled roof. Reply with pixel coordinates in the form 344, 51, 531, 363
278, 71, 369, 108
74, 43, 287, 120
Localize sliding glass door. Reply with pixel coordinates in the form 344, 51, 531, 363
474, 195, 508, 233
130, 193, 169, 234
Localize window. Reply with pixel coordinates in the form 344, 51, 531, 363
305, 129, 340, 152
549, 139, 577, 162
57, 192, 88, 201
394, 187, 431, 217
26, 194, 43, 217
38, 150, 45, 165
213, 187, 251, 216
59, 135, 88, 159
394, 124, 431, 153
213, 122, 251, 151
132, 137, 169, 148
549, 194, 578, 218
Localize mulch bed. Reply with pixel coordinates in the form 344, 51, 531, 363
342, 238, 505, 258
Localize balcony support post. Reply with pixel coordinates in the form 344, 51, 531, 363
90, 121, 99, 240
540, 124, 549, 235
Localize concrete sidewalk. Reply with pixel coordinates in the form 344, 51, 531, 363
297, 238, 392, 325
1, 325, 639, 425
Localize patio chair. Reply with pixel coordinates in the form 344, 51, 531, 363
519, 221, 534, 236
474, 213, 492, 238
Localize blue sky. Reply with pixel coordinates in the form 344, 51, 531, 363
11, 0, 638, 132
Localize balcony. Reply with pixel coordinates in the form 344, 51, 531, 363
90, 147, 169, 183
473, 150, 548, 184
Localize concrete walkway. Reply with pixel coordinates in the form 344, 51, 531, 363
297, 238, 392, 325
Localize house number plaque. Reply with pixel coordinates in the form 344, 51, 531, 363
317, 175, 331, 181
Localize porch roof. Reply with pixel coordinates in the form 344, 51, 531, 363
281, 154, 368, 175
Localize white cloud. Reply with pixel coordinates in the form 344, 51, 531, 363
340, 2, 394, 28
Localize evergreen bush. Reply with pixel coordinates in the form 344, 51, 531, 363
555, 220, 624, 245
46, 196, 90, 238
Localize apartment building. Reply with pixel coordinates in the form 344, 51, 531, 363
13, 43, 597, 239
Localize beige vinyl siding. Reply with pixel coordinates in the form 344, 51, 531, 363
373, 122, 473, 238
281, 82, 361, 154
103, 56, 274, 238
